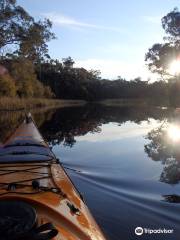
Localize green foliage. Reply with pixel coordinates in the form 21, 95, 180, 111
44, 86, 55, 98
35, 58, 171, 103
0, 0, 55, 99
9, 59, 36, 97
0, 73, 16, 96
33, 80, 54, 98
1, 58, 54, 98
18, 19, 55, 61
36, 59, 103, 100
0, 0, 55, 61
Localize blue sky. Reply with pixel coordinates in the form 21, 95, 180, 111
18, 0, 180, 80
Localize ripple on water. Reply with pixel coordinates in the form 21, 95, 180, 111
65, 168, 180, 240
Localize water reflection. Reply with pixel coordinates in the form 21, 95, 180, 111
1, 105, 180, 239
38, 105, 171, 147
145, 121, 180, 185
0, 105, 172, 144
0, 106, 179, 187
167, 124, 180, 142
0, 109, 55, 143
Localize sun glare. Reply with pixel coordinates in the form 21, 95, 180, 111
167, 125, 180, 142
169, 60, 180, 75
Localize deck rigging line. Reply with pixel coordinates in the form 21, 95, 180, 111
0, 160, 66, 198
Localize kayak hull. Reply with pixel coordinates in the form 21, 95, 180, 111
0, 115, 106, 240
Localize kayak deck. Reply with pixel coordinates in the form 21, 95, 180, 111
0, 115, 106, 240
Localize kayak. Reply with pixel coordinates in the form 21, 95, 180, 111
0, 113, 106, 240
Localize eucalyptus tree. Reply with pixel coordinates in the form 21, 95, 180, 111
0, 0, 55, 61
145, 8, 180, 78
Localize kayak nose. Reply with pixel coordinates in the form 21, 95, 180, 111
25, 112, 33, 124
0, 113, 107, 240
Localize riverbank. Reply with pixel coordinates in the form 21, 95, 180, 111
0, 97, 86, 111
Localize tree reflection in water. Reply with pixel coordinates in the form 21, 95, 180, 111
2, 104, 180, 196
0, 109, 55, 143
0, 105, 172, 146
39, 105, 102, 147
145, 122, 180, 184
38, 105, 171, 147
2, 105, 180, 205
145, 117, 180, 203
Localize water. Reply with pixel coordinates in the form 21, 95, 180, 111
1, 105, 180, 240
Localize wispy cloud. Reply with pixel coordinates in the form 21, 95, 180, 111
142, 15, 162, 24
42, 12, 124, 32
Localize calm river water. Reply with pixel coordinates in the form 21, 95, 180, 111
1, 104, 180, 240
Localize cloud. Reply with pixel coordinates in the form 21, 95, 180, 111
142, 15, 162, 24
42, 12, 124, 32
75, 58, 157, 80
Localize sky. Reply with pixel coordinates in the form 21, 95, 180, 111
17, 0, 180, 80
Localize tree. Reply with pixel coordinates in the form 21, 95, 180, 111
44, 85, 54, 98
1, 57, 53, 98
18, 19, 55, 62
9, 58, 36, 97
62, 57, 75, 69
35, 59, 63, 97
89, 69, 101, 80
162, 7, 180, 41
145, 8, 180, 78
0, 0, 55, 61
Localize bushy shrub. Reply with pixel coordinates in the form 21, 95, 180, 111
43, 86, 54, 98
0, 74, 16, 97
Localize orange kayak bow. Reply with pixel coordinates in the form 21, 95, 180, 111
0, 114, 106, 240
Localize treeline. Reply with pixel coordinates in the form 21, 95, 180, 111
1, 55, 180, 106
35, 57, 180, 106
1, 1, 180, 106
35, 58, 168, 102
